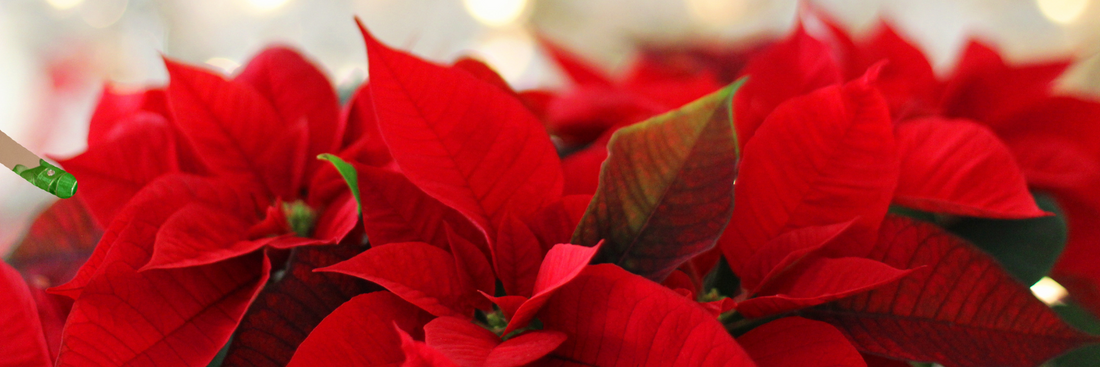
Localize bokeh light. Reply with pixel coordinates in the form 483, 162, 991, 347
471, 31, 535, 85
685, 0, 747, 29
1036, 0, 1091, 24
463, 0, 529, 27
45, 0, 84, 10
205, 57, 241, 74
246, 0, 292, 12
80, 0, 127, 28
1031, 277, 1069, 305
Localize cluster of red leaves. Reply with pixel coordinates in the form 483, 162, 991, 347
4, 8, 1100, 367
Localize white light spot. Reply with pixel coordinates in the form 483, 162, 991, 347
685, 0, 747, 29
80, 0, 127, 28
205, 57, 241, 74
471, 31, 535, 85
1031, 277, 1069, 306
1037, 0, 1091, 24
45, 0, 83, 10
246, 0, 291, 12
463, 0, 529, 27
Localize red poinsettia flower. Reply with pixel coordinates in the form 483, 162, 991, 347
276, 19, 771, 366
707, 13, 1096, 365
3, 9, 1096, 367
808, 10, 1100, 317
40, 46, 362, 366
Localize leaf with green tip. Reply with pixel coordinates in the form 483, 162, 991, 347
317, 154, 360, 213
571, 79, 743, 281
947, 192, 1067, 285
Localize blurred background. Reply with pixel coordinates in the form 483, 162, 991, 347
1, 0, 1098, 254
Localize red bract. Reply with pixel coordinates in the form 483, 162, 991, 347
0, 260, 52, 367
803, 216, 1098, 367
732, 25, 843, 150
43, 45, 364, 365
6, 9, 1098, 366
737, 317, 865, 367
720, 68, 898, 274
538, 264, 756, 366
813, 11, 1100, 317
286, 291, 435, 367
360, 19, 563, 246
893, 117, 1046, 219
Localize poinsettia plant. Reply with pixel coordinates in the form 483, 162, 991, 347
4, 7, 1100, 367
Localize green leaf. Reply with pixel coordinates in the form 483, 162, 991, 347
572, 78, 744, 281
317, 154, 361, 213
946, 192, 1067, 285
1052, 302, 1100, 366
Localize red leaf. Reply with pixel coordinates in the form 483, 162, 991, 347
734, 25, 842, 150
60, 120, 181, 226
50, 175, 261, 299
835, 23, 938, 118
237, 46, 343, 178
399, 326, 461, 367
502, 243, 600, 336
484, 331, 566, 367
164, 58, 305, 200
451, 57, 515, 95
803, 216, 1098, 367
493, 214, 544, 297
87, 87, 169, 147
355, 164, 482, 250
526, 194, 592, 253
141, 202, 262, 270
539, 264, 757, 366
572, 82, 741, 281
739, 220, 855, 292
8, 197, 102, 291
51, 176, 271, 366
447, 227, 496, 306
482, 294, 526, 321
57, 247, 269, 366
737, 257, 913, 318
721, 71, 898, 274
537, 34, 613, 87
320, 242, 479, 318
358, 20, 563, 242
702, 297, 738, 317
861, 354, 911, 367
287, 291, 434, 367
624, 67, 724, 111
311, 192, 361, 244
546, 88, 662, 147
893, 117, 1047, 219
560, 142, 608, 196
0, 261, 52, 367
662, 268, 696, 295
737, 317, 865, 367
340, 85, 393, 166
942, 40, 1070, 124
423, 316, 499, 367
222, 242, 378, 367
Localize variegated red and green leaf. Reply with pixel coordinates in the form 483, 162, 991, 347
572, 80, 743, 281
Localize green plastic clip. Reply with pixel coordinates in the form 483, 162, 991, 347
12, 159, 77, 199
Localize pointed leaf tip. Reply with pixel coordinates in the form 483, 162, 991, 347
317, 154, 361, 213
572, 80, 743, 281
